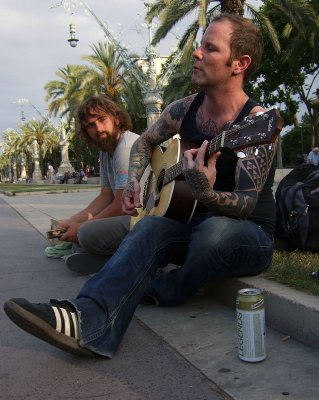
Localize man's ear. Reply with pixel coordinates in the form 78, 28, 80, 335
232, 55, 251, 75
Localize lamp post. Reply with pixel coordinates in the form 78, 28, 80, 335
51, 0, 181, 128
68, 22, 79, 47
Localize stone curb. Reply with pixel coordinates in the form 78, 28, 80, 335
206, 275, 319, 349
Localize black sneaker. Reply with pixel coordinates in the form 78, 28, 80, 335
64, 253, 109, 275
3, 298, 96, 357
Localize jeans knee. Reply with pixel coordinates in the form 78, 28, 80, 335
193, 217, 237, 249
77, 222, 95, 252
133, 216, 167, 235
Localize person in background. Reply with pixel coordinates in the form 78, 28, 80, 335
46, 162, 55, 184
306, 147, 319, 166
55, 95, 139, 274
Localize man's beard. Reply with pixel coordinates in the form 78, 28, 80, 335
96, 130, 120, 152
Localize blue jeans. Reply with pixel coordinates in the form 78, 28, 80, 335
68, 213, 274, 357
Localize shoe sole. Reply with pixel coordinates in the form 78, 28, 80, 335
4, 300, 96, 357
66, 254, 108, 275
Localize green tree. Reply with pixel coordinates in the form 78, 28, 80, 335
21, 119, 59, 176
161, 49, 198, 105
146, 0, 280, 62
1, 129, 21, 179
81, 42, 146, 132
281, 115, 313, 166
45, 64, 87, 119
44, 43, 146, 166
45, 64, 91, 170
249, 0, 319, 146
81, 42, 127, 101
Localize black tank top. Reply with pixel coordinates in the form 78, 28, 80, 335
180, 92, 276, 234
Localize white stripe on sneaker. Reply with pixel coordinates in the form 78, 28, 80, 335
70, 312, 79, 339
52, 306, 62, 332
61, 308, 71, 336
51, 305, 78, 339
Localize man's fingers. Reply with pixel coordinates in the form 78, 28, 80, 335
122, 179, 141, 215
183, 141, 209, 170
196, 140, 208, 166
207, 150, 221, 167
133, 192, 141, 208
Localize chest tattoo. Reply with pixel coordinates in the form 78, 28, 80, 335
197, 108, 233, 137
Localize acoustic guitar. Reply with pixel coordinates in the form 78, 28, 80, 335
130, 107, 283, 229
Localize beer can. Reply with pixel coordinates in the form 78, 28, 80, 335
236, 288, 266, 362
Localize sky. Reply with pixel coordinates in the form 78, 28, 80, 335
1, 0, 305, 142
0, 0, 181, 139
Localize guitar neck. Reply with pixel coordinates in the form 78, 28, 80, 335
164, 160, 183, 185
163, 107, 282, 185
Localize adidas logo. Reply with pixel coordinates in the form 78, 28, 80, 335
51, 305, 79, 339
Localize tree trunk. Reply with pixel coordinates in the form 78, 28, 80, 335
220, 0, 245, 15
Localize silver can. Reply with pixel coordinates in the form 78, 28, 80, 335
236, 288, 266, 362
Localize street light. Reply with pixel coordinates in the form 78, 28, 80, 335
50, 0, 182, 128
68, 22, 79, 47
15, 98, 49, 121
14, 98, 28, 122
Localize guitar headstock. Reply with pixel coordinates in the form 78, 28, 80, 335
208, 107, 283, 154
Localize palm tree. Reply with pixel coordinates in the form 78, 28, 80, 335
45, 65, 91, 171
45, 64, 88, 120
263, 0, 319, 65
2, 129, 21, 180
146, 0, 280, 63
81, 42, 146, 131
81, 42, 128, 101
21, 119, 59, 177
45, 42, 146, 135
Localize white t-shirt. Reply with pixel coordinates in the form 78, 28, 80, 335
99, 130, 139, 193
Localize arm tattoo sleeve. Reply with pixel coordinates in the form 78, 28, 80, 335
183, 140, 278, 218
128, 96, 195, 183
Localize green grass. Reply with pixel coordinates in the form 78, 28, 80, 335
0, 183, 100, 195
262, 250, 319, 296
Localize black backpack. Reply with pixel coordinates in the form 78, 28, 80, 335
275, 164, 319, 252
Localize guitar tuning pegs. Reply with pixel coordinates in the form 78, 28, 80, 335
236, 151, 246, 159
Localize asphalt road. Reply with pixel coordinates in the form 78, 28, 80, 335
0, 197, 230, 400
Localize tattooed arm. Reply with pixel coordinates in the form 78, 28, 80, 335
122, 94, 196, 215
183, 140, 278, 218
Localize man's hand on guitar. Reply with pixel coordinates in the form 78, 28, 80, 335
182, 140, 221, 188
122, 177, 141, 216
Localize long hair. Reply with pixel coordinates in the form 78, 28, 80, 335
77, 96, 132, 145
211, 13, 264, 78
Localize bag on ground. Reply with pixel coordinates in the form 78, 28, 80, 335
275, 164, 319, 251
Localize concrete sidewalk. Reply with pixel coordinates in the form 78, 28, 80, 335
1, 189, 319, 400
